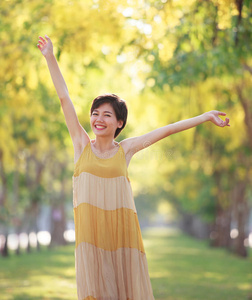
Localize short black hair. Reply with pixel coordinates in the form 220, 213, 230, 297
90, 93, 128, 138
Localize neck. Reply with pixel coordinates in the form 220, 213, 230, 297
92, 136, 118, 152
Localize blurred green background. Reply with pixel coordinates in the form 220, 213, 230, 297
0, 0, 251, 299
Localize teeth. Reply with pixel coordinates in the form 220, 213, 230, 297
96, 125, 106, 128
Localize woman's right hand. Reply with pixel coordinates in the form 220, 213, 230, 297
37, 35, 53, 58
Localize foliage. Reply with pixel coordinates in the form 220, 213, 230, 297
0, 0, 251, 252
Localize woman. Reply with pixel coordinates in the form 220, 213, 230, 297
37, 35, 230, 300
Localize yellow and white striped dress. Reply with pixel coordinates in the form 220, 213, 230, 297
72, 140, 155, 300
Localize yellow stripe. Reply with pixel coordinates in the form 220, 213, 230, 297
73, 142, 129, 180
74, 203, 145, 253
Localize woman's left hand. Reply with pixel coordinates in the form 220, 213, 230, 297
206, 110, 230, 127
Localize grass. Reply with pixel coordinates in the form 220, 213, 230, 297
143, 227, 252, 300
0, 227, 251, 300
0, 244, 76, 300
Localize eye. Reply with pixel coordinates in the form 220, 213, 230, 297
92, 113, 98, 115
105, 114, 111, 117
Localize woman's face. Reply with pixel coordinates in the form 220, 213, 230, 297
90, 103, 123, 138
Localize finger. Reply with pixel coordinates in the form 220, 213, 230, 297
37, 44, 41, 50
45, 34, 50, 41
38, 38, 46, 46
224, 119, 230, 127
39, 36, 46, 43
218, 111, 226, 116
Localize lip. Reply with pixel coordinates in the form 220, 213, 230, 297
95, 125, 106, 130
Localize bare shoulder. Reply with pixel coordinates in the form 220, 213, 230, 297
120, 137, 142, 155
119, 138, 133, 155
73, 135, 90, 164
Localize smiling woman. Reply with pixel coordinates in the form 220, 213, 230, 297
90, 93, 128, 139
37, 34, 230, 300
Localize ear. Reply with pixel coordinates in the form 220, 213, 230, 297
117, 120, 123, 128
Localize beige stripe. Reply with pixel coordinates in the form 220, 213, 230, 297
82, 297, 132, 300
83, 297, 96, 300
73, 172, 137, 213
75, 242, 155, 300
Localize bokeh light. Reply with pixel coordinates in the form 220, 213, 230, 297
37, 231, 51, 246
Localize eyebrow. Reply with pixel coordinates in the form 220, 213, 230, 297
93, 109, 112, 114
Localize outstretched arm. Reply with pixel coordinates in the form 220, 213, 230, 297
37, 35, 69, 100
122, 110, 230, 155
37, 35, 89, 147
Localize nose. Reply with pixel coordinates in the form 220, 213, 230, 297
97, 115, 104, 123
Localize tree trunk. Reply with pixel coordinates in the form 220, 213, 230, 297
1, 232, 9, 257
0, 149, 9, 257
211, 170, 232, 249
50, 203, 67, 247
49, 176, 67, 247
210, 205, 232, 248
14, 154, 21, 255
230, 180, 249, 257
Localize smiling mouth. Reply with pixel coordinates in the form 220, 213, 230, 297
95, 125, 106, 130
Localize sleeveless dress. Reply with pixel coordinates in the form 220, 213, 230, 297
72, 140, 155, 300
